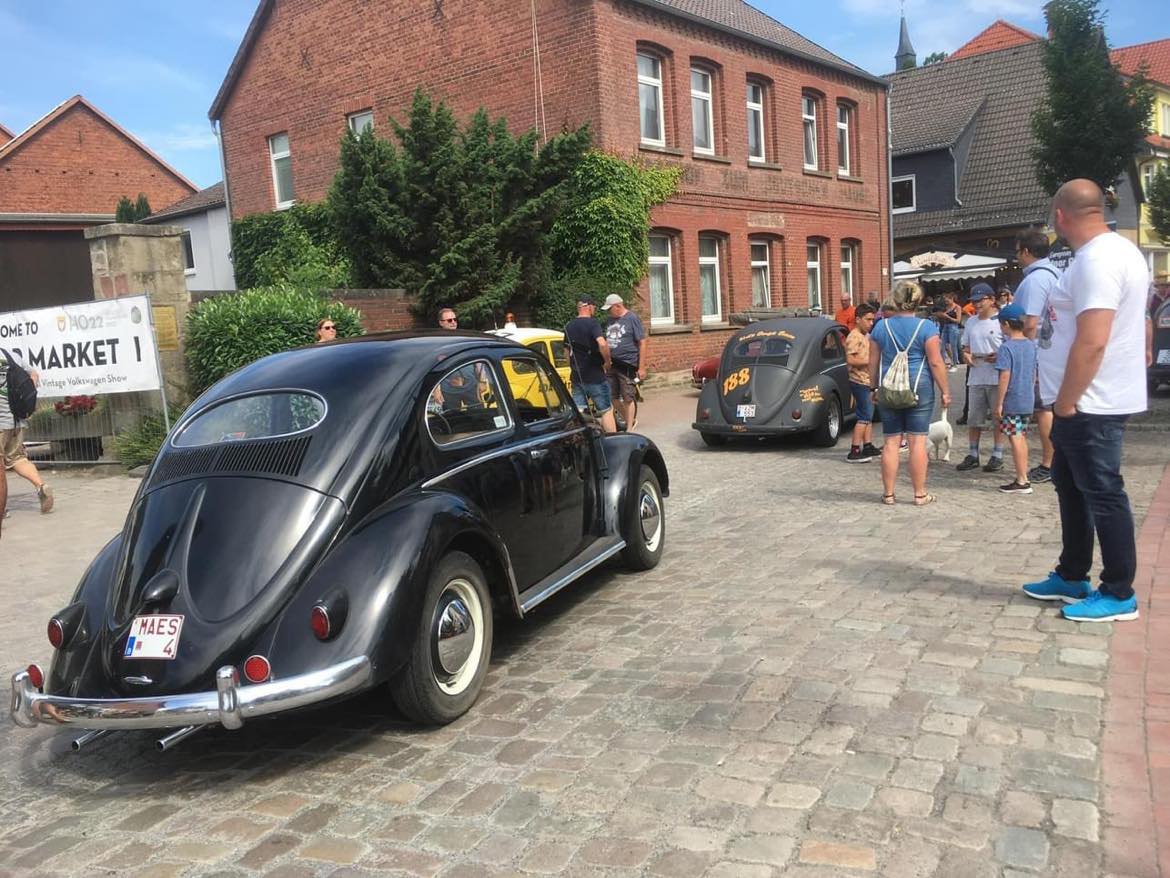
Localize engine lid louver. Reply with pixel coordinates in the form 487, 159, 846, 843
151, 435, 312, 485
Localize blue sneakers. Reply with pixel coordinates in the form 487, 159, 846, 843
1022, 571, 1092, 603
1062, 590, 1139, 623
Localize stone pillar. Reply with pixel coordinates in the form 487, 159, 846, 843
85, 223, 190, 405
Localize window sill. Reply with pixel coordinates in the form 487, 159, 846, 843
892, 208, 916, 215
700, 321, 732, 331
749, 160, 783, 171
692, 152, 731, 164
837, 173, 864, 184
639, 143, 684, 157
183, 269, 196, 276
650, 322, 694, 335
802, 168, 833, 179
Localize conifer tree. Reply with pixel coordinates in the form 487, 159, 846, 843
1149, 165, 1170, 244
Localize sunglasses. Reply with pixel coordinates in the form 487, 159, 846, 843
440, 317, 458, 323
321, 324, 336, 331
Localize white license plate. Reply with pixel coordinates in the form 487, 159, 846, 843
736, 404, 756, 419
1158, 350, 1170, 365
124, 615, 184, 660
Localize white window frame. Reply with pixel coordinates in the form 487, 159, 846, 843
691, 68, 715, 155
840, 243, 855, 301
807, 242, 822, 311
837, 104, 851, 174
747, 82, 766, 163
698, 235, 722, 323
268, 132, 294, 210
648, 233, 674, 325
180, 229, 195, 276
802, 95, 819, 170
750, 239, 770, 308
637, 52, 665, 147
1143, 163, 1157, 197
891, 174, 917, 214
1161, 102, 1170, 137
347, 110, 374, 134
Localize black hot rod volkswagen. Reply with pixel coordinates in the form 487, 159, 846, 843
11, 332, 668, 747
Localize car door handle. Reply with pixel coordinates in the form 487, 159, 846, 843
529, 448, 548, 459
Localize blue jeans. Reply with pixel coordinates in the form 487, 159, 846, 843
850, 382, 873, 424
877, 389, 935, 436
1051, 412, 1136, 600
942, 324, 961, 364
571, 380, 612, 413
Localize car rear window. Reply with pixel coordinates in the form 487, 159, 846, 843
731, 336, 793, 363
174, 392, 326, 447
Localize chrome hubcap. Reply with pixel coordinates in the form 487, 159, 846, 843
639, 484, 662, 552
828, 401, 840, 438
431, 578, 484, 696
435, 597, 474, 675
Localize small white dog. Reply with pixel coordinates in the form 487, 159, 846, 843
927, 410, 953, 461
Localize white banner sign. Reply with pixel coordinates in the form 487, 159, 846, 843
0, 295, 162, 395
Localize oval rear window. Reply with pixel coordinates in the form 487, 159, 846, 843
174, 392, 326, 448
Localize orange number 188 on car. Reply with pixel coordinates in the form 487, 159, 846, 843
722, 367, 750, 396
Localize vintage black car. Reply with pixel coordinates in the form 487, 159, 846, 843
1151, 297, 1170, 392
693, 317, 854, 447
11, 332, 668, 748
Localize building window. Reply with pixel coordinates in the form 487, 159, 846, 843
638, 53, 665, 147
807, 242, 822, 311
648, 234, 674, 324
747, 82, 766, 162
750, 240, 770, 307
802, 95, 819, 170
268, 132, 294, 209
840, 243, 855, 301
837, 104, 851, 174
1143, 163, 1157, 197
698, 236, 722, 322
691, 68, 714, 154
892, 174, 916, 213
181, 230, 195, 274
348, 110, 374, 134
1162, 103, 1170, 137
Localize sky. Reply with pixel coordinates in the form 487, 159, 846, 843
0, 0, 1158, 192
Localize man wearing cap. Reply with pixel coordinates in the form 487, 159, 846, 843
603, 293, 647, 431
956, 283, 1005, 473
565, 296, 616, 433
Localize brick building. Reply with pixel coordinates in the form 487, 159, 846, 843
209, 0, 890, 371
0, 96, 197, 312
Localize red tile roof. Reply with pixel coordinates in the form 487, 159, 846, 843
949, 20, 1043, 61
1112, 38, 1170, 88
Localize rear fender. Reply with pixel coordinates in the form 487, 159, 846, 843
45, 536, 123, 695
260, 491, 517, 684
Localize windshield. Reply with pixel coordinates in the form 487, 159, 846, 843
174, 392, 326, 447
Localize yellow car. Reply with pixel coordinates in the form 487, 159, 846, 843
488, 327, 573, 407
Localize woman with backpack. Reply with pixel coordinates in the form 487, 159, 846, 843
868, 281, 952, 506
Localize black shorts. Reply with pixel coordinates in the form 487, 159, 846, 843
609, 361, 639, 403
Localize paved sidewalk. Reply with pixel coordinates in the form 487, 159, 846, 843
0, 391, 1168, 877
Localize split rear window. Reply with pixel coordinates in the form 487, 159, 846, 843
731, 337, 793, 364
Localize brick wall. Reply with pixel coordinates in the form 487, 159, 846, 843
0, 103, 194, 215
214, 0, 889, 371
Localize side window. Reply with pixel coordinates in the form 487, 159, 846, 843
503, 356, 572, 424
821, 332, 844, 361
549, 340, 570, 370
425, 361, 510, 446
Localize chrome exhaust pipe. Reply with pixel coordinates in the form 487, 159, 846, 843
155, 725, 202, 752
71, 729, 112, 751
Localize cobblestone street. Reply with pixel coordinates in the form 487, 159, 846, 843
2, 385, 1168, 878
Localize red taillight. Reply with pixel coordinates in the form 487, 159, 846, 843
26, 663, 45, 689
242, 655, 270, 684
47, 619, 64, 649
698, 408, 710, 422
311, 605, 331, 640
792, 408, 802, 421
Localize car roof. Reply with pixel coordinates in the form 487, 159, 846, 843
486, 327, 562, 343
728, 316, 844, 345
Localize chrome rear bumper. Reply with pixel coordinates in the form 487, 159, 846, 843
10, 656, 372, 731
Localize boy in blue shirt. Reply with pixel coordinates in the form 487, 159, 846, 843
993, 303, 1038, 494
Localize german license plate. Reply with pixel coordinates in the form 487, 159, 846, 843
736, 404, 756, 419
1158, 350, 1170, 365
124, 615, 184, 660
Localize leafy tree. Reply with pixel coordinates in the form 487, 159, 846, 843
231, 203, 351, 289
329, 90, 591, 327
114, 193, 152, 222
1149, 165, 1170, 244
923, 51, 948, 66
1032, 0, 1154, 194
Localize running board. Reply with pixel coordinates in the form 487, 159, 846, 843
518, 538, 626, 614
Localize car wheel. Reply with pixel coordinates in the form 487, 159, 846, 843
812, 394, 842, 447
700, 431, 727, 447
622, 465, 665, 571
391, 551, 493, 725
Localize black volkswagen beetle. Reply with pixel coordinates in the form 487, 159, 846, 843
693, 317, 854, 447
11, 332, 668, 747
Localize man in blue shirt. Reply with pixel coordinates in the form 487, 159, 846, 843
1014, 228, 1061, 484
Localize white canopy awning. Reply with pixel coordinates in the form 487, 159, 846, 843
894, 251, 1005, 282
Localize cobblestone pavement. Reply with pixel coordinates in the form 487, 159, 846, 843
1, 385, 1168, 878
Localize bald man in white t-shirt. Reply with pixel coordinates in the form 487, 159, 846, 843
1021, 180, 1149, 623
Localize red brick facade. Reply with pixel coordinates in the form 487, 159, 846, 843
213, 0, 889, 371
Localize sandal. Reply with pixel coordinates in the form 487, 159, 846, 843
913, 493, 936, 506
882, 493, 896, 505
